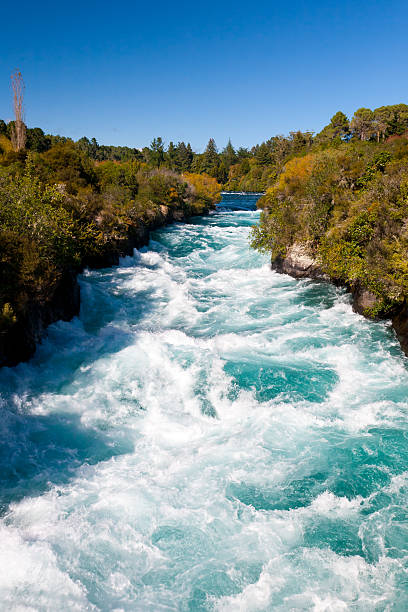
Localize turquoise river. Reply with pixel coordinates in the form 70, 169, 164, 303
1, 193, 408, 610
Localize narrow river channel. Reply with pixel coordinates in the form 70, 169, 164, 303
1, 194, 408, 610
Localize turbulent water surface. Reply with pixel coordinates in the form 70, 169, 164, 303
1, 193, 408, 611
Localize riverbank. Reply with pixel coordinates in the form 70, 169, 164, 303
250, 134, 408, 360
2, 198, 407, 609
0, 202, 214, 367
271, 243, 408, 357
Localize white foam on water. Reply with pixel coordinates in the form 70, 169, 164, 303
1, 209, 408, 610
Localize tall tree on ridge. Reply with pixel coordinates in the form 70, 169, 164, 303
10, 70, 26, 151
173, 142, 193, 172
166, 141, 178, 171
150, 137, 165, 168
202, 138, 219, 175
222, 139, 237, 170
329, 111, 350, 139
350, 108, 374, 141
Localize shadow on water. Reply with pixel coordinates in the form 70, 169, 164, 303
1, 269, 161, 399
0, 408, 133, 514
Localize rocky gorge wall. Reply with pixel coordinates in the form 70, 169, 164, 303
271, 243, 408, 358
0, 205, 210, 368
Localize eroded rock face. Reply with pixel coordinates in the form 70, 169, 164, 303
0, 270, 80, 367
351, 283, 379, 316
392, 303, 408, 357
270, 243, 408, 358
160, 205, 170, 219
271, 244, 329, 281
0, 205, 209, 368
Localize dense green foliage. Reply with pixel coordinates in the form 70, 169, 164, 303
0, 127, 221, 333
2, 101, 408, 333
251, 109, 408, 318
3, 102, 408, 192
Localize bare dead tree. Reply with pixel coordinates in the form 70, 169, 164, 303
10, 70, 26, 151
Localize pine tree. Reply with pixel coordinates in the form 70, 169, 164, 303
222, 139, 237, 170
202, 138, 219, 174
166, 141, 178, 170
176, 142, 193, 172
149, 137, 165, 167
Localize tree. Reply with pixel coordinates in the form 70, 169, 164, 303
10, 71, 26, 151
216, 160, 228, 183
190, 154, 204, 174
221, 139, 237, 169
254, 142, 273, 165
166, 141, 178, 170
77, 136, 99, 158
239, 158, 250, 174
149, 137, 165, 168
49, 134, 71, 147
202, 138, 219, 175
269, 135, 291, 170
289, 130, 314, 153
316, 112, 349, 143
40, 141, 97, 193
236, 146, 250, 160
391, 104, 408, 135
176, 142, 194, 172
182, 172, 222, 203
350, 108, 375, 141
330, 111, 350, 138
372, 108, 391, 142
26, 127, 51, 152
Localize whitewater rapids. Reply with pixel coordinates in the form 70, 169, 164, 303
1, 195, 408, 610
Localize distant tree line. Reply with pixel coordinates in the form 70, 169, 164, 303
2, 103, 408, 194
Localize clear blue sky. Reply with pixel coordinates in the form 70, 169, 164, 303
1, 0, 407, 151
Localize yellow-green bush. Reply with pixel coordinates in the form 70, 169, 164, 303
252, 138, 408, 317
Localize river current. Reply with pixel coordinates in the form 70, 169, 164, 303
1, 193, 408, 610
